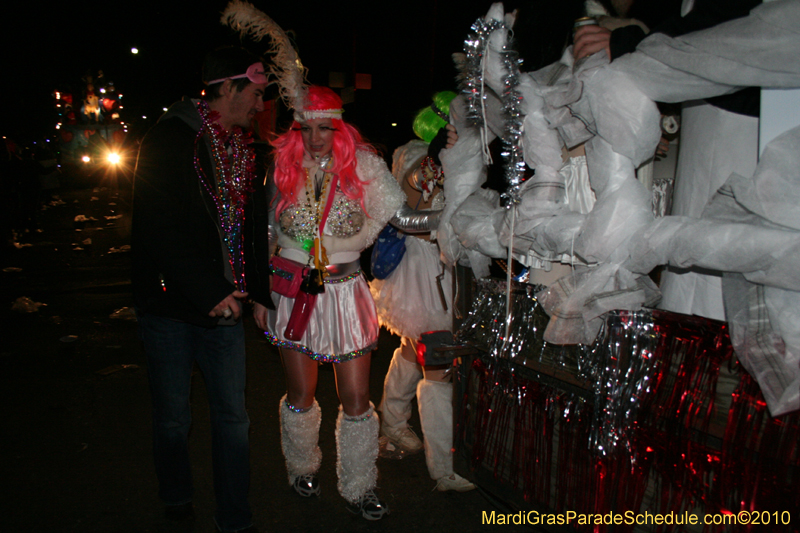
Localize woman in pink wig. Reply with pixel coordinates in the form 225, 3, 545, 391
253, 86, 403, 520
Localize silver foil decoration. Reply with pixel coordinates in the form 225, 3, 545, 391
461, 18, 503, 129
456, 278, 583, 398
579, 310, 660, 462
461, 17, 526, 207
457, 278, 591, 448
497, 38, 525, 208
651, 177, 673, 218
457, 279, 663, 461
389, 203, 442, 234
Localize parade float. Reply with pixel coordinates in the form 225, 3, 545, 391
438, 4, 800, 530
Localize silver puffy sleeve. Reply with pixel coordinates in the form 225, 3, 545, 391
389, 204, 442, 234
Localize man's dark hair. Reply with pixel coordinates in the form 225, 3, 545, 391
202, 46, 263, 101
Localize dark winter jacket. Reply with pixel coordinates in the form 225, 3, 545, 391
131, 98, 272, 327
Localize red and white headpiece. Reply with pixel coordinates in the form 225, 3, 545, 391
294, 107, 344, 123
293, 86, 345, 123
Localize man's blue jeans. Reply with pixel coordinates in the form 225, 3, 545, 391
138, 311, 252, 532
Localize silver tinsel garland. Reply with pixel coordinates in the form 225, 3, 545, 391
580, 312, 660, 462
456, 279, 662, 461
461, 19, 499, 129
458, 14, 661, 462
461, 17, 526, 207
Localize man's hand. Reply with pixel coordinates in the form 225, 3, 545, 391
445, 124, 458, 149
253, 302, 269, 330
573, 25, 612, 60
209, 290, 249, 320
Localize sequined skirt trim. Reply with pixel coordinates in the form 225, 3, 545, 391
264, 332, 377, 363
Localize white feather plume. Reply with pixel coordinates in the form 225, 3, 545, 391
221, 0, 307, 108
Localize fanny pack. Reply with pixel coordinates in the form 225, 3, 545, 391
270, 256, 308, 298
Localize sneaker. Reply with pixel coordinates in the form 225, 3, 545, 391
434, 473, 476, 492
380, 425, 423, 453
292, 473, 321, 497
346, 489, 390, 521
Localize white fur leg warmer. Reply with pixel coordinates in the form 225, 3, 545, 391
280, 394, 322, 485
335, 403, 379, 503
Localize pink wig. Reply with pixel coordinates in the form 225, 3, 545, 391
272, 86, 374, 215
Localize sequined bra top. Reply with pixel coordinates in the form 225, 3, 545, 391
279, 187, 366, 244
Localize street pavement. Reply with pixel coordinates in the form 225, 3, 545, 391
1, 171, 534, 532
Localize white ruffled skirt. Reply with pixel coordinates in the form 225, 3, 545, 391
370, 236, 452, 340
266, 271, 379, 363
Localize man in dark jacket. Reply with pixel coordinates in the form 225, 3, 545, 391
131, 46, 270, 533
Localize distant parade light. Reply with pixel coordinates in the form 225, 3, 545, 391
82, 155, 91, 163
131, 47, 139, 54
391, 123, 397, 127
107, 152, 121, 165
163, 107, 168, 112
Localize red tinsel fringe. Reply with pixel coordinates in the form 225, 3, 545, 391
458, 311, 800, 533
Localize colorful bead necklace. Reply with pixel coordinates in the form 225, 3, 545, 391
302, 166, 333, 268
193, 100, 255, 291
418, 155, 445, 203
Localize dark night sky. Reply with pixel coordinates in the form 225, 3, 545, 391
2, 0, 511, 152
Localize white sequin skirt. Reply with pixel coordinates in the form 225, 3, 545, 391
266, 271, 379, 363
370, 236, 452, 340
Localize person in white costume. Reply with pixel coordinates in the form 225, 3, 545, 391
371, 92, 476, 492
572, 0, 763, 321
